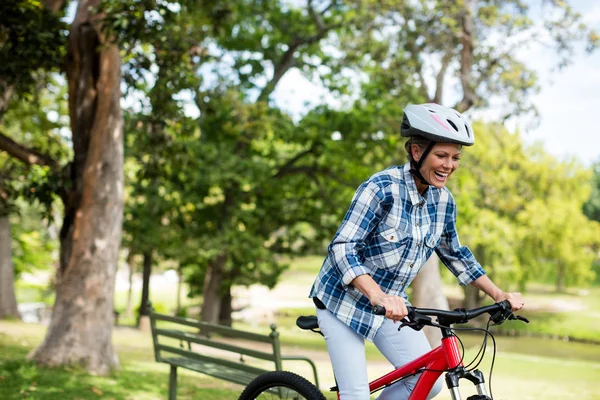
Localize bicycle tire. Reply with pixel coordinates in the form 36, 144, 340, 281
238, 371, 326, 400
466, 396, 491, 400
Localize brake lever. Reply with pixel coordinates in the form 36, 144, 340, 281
509, 314, 530, 324
397, 311, 433, 331
398, 317, 425, 331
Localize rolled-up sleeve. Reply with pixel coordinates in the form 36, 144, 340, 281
436, 198, 486, 285
329, 181, 390, 287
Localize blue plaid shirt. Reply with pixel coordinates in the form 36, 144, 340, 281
309, 162, 486, 341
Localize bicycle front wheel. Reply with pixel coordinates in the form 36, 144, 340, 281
238, 371, 326, 400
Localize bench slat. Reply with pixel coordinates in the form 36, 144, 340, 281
162, 357, 268, 386
151, 313, 274, 343
155, 328, 277, 362
157, 344, 270, 376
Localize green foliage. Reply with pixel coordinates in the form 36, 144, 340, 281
583, 159, 600, 223
332, 0, 596, 117
4, 197, 58, 279
0, 0, 68, 99
0, 79, 70, 218
102, 0, 599, 306
450, 123, 600, 291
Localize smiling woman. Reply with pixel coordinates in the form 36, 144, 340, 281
409, 143, 462, 193
308, 102, 526, 400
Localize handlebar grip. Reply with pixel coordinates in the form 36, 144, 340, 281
372, 305, 415, 317
373, 305, 386, 315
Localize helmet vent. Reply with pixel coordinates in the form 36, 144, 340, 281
428, 109, 436, 113
465, 124, 471, 137
446, 119, 458, 132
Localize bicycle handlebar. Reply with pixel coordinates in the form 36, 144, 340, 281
373, 300, 528, 330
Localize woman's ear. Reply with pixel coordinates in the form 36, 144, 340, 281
411, 144, 421, 162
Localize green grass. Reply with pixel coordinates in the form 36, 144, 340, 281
0, 322, 242, 400
9, 255, 600, 399
1, 320, 599, 400
277, 256, 600, 343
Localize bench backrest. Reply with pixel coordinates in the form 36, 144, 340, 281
149, 310, 283, 374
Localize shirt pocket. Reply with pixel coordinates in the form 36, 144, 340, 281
424, 232, 441, 251
367, 223, 410, 269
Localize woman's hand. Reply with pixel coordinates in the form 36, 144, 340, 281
470, 276, 525, 312
494, 291, 525, 312
370, 293, 408, 323
350, 274, 408, 322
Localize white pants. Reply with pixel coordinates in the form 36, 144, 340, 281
316, 308, 443, 400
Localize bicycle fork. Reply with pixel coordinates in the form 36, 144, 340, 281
445, 367, 488, 400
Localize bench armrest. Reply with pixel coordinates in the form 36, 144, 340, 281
280, 356, 320, 389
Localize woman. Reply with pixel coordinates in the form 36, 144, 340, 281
309, 103, 525, 400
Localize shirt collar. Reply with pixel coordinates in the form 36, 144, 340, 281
403, 162, 423, 206
402, 162, 442, 207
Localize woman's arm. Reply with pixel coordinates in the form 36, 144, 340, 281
470, 275, 525, 311
351, 274, 408, 322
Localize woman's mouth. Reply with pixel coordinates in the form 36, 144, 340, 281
433, 171, 449, 182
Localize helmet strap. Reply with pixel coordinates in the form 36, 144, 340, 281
409, 141, 435, 186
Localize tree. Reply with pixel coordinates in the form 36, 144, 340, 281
102, 0, 369, 325
583, 160, 600, 224
0, 0, 124, 373
29, 0, 124, 374
0, 0, 67, 319
451, 123, 600, 297
333, 0, 597, 331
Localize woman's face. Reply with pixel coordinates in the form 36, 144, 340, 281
413, 142, 462, 189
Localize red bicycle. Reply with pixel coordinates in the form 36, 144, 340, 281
238, 300, 528, 400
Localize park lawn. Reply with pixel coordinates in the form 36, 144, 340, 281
2, 320, 600, 400
0, 322, 241, 400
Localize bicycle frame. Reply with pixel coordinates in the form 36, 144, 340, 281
344, 329, 488, 400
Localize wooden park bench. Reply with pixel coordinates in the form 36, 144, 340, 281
149, 305, 320, 399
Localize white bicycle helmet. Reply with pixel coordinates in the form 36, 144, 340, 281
401, 103, 474, 146
401, 103, 474, 185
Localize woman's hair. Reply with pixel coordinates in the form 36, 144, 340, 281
404, 136, 432, 163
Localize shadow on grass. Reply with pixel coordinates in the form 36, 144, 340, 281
0, 334, 240, 400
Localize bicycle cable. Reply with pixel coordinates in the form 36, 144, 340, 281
464, 318, 493, 371
418, 318, 499, 399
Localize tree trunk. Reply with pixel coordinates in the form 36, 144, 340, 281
0, 80, 15, 119
462, 284, 482, 310
30, 0, 123, 375
411, 254, 448, 346
218, 284, 233, 327
125, 251, 135, 318
175, 265, 182, 315
200, 253, 227, 323
0, 215, 21, 319
137, 251, 152, 325
556, 263, 565, 293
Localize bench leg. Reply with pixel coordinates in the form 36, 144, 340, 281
169, 365, 178, 400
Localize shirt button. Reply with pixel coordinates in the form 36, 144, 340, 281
416, 222, 420, 227
390, 235, 395, 240
410, 263, 414, 268
417, 243, 421, 247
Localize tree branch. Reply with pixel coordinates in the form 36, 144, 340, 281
41, 0, 67, 13
433, 50, 452, 104
0, 130, 58, 167
257, 1, 342, 102
273, 143, 319, 179
274, 164, 356, 188
454, 1, 476, 112
417, 69, 430, 102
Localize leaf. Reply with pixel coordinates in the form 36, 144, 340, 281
90, 387, 104, 396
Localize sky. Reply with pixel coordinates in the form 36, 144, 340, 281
271, 1, 600, 167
